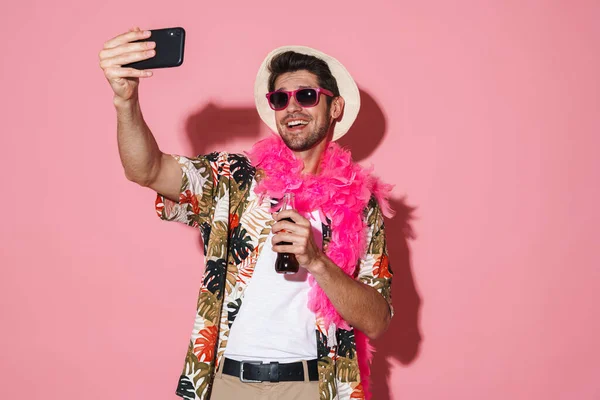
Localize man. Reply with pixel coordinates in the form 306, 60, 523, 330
99, 28, 393, 400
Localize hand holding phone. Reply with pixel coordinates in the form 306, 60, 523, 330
99, 27, 186, 104
124, 27, 186, 70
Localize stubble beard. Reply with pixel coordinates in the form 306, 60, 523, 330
280, 119, 331, 152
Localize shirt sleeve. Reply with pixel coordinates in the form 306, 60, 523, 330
154, 153, 219, 228
356, 197, 394, 318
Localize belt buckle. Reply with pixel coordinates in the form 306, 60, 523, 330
240, 360, 263, 383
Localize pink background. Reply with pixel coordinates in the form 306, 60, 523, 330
1, 1, 599, 399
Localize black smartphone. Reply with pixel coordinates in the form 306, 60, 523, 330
124, 27, 185, 70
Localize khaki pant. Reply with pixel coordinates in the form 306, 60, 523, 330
210, 360, 319, 400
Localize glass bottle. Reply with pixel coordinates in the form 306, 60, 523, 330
274, 193, 299, 274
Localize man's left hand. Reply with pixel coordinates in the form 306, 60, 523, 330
271, 210, 323, 272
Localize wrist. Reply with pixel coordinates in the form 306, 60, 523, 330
113, 95, 139, 111
305, 252, 328, 276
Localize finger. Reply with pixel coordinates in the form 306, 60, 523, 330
104, 67, 153, 79
272, 244, 298, 254
100, 41, 155, 61
100, 49, 155, 69
271, 220, 299, 234
104, 29, 151, 50
273, 223, 312, 240
272, 232, 304, 246
276, 210, 310, 227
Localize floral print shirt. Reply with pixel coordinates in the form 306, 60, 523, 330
155, 152, 393, 400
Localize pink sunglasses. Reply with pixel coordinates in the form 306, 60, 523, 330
266, 87, 334, 111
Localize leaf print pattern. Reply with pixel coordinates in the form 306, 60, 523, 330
176, 375, 195, 400
203, 259, 226, 296
200, 222, 211, 256
180, 340, 212, 400
350, 383, 365, 399
190, 357, 213, 398
235, 248, 257, 286
204, 151, 219, 163
336, 356, 360, 382
336, 328, 355, 359
336, 382, 355, 400
373, 254, 392, 278
212, 184, 230, 225
206, 221, 229, 260
357, 198, 394, 316
229, 225, 253, 264
230, 153, 255, 190
215, 153, 231, 178
317, 329, 329, 359
155, 153, 391, 400
224, 261, 238, 297
197, 291, 220, 324
319, 357, 337, 400
180, 190, 201, 214
155, 155, 215, 228
238, 181, 272, 243
228, 213, 239, 230
226, 299, 242, 328
193, 325, 218, 363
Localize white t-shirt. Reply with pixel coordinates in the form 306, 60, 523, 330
224, 211, 322, 363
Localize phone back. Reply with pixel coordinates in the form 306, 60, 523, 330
125, 27, 185, 70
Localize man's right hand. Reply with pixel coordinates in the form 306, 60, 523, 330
99, 27, 156, 105
102, 27, 183, 202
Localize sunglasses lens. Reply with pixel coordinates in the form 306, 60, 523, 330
269, 92, 289, 110
296, 89, 318, 107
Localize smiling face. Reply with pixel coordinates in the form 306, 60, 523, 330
273, 70, 338, 152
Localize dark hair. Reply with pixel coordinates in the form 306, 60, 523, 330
268, 51, 340, 106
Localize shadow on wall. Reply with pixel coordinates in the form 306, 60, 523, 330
185, 103, 262, 154
336, 89, 386, 162
184, 88, 423, 400
185, 89, 386, 161
339, 89, 423, 399
370, 196, 422, 400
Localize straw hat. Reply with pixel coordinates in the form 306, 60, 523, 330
254, 45, 360, 141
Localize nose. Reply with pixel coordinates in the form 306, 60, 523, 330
285, 94, 302, 113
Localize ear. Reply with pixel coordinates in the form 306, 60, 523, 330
330, 96, 345, 120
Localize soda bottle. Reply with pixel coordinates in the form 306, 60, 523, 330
275, 193, 299, 274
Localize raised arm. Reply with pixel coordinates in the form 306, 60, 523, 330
99, 27, 182, 201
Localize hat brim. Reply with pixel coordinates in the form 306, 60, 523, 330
254, 45, 360, 141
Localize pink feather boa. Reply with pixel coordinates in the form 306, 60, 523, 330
247, 134, 393, 399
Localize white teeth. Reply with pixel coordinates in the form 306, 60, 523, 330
287, 120, 309, 127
